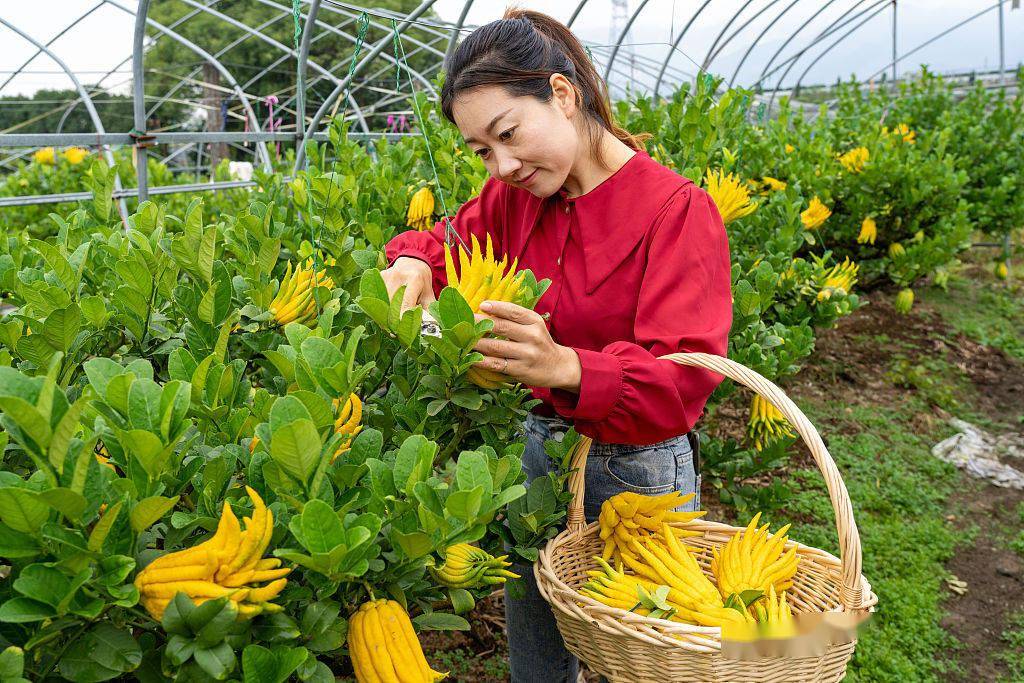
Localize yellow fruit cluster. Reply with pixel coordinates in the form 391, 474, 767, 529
838, 146, 869, 173
747, 394, 796, 451
705, 169, 757, 225
134, 487, 290, 620
269, 258, 334, 327
711, 512, 799, 598
857, 217, 878, 245
407, 186, 435, 231
444, 234, 527, 313
33, 147, 57, 165
816, 257, 859, 302
331, 393, 363, 461
584, 525, 754, 630
598, 491, 704, 565
429, 543, 519, 589
250, 393, 362, 460
444, 234, 528, 389
801, 197, 832, 230
894, 287, 915, 314
348, 599, 447, 682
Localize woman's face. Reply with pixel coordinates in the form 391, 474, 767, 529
451, 74, 582, 198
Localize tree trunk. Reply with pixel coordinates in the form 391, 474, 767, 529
202, 62, 229, 174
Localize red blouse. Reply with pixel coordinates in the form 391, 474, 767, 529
385, 150, 732, 445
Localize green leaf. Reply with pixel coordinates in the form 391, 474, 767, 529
412, 612, 470, 631
0, 397, 52, 453
0, 522, 40, 558
32, 240, 76, 291
88, 500, 123, 552
269, 395, 314, 431
434, 287, 474, 328
37, 487, 88, 521
242, 645, 308, 683
456, 451, 493, 498
57, 623, 141, 682
346, 427, 382, 465
445, 486, 484, 522
392, 530, 433, 560
194, 601, 240, 649
270, 419, 322, 485
300, 337, 344, 373
194, 641, 236, 680
358, 269, 388, 302
83, 358, 124, 401
119, 429, 165, 478
299, 500, 346, 554
198, 227, 217, 287
42, 304, 82, 354
130, 496, 180, 533
0, 597, 53, 623
448, 589, 475, 615
393, 435, 435, 493
0, 488, 49, 533
0, 645, 25, 679
49, 395, 87, 474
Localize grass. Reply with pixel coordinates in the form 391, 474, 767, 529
928, 273, 1024, 362
780, 395, 967, 682
1010, 502, 1024, 559
996, 610, 1024, 683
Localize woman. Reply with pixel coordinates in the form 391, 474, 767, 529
381, 9, 732, 682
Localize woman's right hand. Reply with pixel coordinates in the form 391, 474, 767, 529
381, 257, 436, 312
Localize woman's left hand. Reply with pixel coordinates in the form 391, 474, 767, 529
473, 300, 582, 391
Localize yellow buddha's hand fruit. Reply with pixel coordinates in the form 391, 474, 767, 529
134, 487, 290, 621
348, 599, 447, 682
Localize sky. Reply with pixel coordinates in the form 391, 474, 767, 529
1, 0, 1021, 99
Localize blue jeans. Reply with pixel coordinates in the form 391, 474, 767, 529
505, 413, 701, 683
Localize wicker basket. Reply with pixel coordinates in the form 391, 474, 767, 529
535, 352, 878, 682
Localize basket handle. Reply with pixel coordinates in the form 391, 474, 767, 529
562, 352, 866, 611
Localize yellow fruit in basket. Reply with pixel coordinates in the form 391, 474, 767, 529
582, 552, 754, 630
348, 599, 447, 682
598, 491, 704, 565
711, 512, 798, 603
753, 585, 797, 639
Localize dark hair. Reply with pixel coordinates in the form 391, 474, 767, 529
440, 7, 650, 169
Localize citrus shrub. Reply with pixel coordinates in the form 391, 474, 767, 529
0, 152, 575, 681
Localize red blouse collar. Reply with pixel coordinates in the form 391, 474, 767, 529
555, 149, 648, 204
